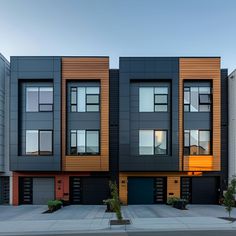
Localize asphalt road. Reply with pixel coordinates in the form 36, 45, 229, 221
6, 230, 236, 236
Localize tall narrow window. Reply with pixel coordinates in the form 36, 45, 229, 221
154, 87, 168, 112
26, 88, 39, 112
184, 87, 190, 112
70, 86, 100, 112
70, 130, 100, 155
139, 88, 154, 112
39, 131, 53, 155
139, 130, 154, 155
184, 130, 211, 155
155, 130, 167, 155
26, 130, 38, 155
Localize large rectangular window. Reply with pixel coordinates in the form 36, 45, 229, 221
139, 86, 168, 112
26, 87, 53, 112
70, 87, 100, 112
70, 130, 99, 155
184, 86, 211, 112
184, 130, 211, 155
139, 130, 167, 155
26, 130, 53, 155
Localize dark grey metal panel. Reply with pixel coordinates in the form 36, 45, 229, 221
33, 178, 55, 204
119, 57, 179, 171
10, 57, 61, 171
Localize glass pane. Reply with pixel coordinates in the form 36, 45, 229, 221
199, 87, 211, 94
184, 130, 190, 147
26, 130, 38, 155
155, 87, 168, 94
86, 95, 99, 104
184, 105, 190, 112
39, 104, 53, 111
155, 131, 167, 155
71, 88, 77, 104
155, 95, 167, 104
139, 130, 154, 155
199, 94, 211, 104
190, 87, 199, 112
77, 130, 85, 154
26, 87, 38, 112
39, 87, 53, 104
184, 90, 190, 104
70, 130, 77, 155
77, 87, 86, 112
86, 87, 100, 94
190, 130, 198, 155
139, 87, 154, 112
86, 131, 99, 154
155, 105, 168, 112
184, 147, 190, 155
71, 105, 77, 112
199, 105, 211, 112
86, 105, 99, 112
199, 131, 210, 154
40, 131, 52, 155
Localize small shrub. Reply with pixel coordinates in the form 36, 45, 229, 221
47, 200, 63, 212
167, 197, 180, 205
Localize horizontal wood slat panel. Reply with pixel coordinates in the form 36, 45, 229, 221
179, 58, 221, 171
62, 57, 109, 172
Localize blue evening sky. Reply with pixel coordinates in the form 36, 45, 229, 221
0, 0, 235, 72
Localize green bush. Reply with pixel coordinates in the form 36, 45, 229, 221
47, 200, 63, 212
167, 197, 180, 205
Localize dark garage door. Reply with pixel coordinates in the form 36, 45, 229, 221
70, 177, 109, 204
128, 177, 167, 204
181, 177, 219, 204
192, 177, 219, 204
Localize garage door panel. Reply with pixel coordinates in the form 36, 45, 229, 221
33, 178, 55, 205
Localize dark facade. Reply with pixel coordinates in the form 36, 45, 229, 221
8, 55, 228, 205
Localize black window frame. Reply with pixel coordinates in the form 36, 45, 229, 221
70, 86, 100, 113
154, 130, 168, 155
154, 87, 168, 112
69, 129, 100, 156
26, 86, 53, 112
25, 129, 53, 156
184, 129, 211, 156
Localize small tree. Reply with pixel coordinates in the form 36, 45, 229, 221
223, 178, 236, 218
109, 181, 123, 220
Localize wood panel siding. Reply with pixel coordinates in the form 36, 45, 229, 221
179, 58, 221, 171
62, 57, 109, 171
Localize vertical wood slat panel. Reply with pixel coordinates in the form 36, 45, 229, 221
179, 58, 221, 171
62, 57, 109, 171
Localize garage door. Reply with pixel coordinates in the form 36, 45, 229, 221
181, 177, 219, 204
33, 178, 55, 205
70, 177, 109, 204
128, 177, 167, 204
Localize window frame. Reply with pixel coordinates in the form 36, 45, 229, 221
69, 129, 100, 156
25, 129, 53, 156
70, 86, 100, 113
26, 86, 53, 112
139, 129, 168, 156
184, 129, 211, 156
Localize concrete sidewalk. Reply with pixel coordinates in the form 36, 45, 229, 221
0, 217, 236, 235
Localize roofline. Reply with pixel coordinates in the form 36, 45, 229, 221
0, 53, 10, 65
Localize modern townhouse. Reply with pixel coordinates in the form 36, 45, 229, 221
9, 55, 228, 205
118, 57, 228, 204
0, 53, 11, 205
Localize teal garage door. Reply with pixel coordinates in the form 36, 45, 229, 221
128, 178, 154, 204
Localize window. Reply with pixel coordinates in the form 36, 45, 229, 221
139, 86, 169, 112
139, 130, 167, 155
26, 130, 53, 155
70, 130, 99, 155
184, 130, 211, 155
184, 86, 211, 112
70, 87, 100, 112
26, 87, 53, 112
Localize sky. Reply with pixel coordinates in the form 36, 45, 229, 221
0, 0, 235, 72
